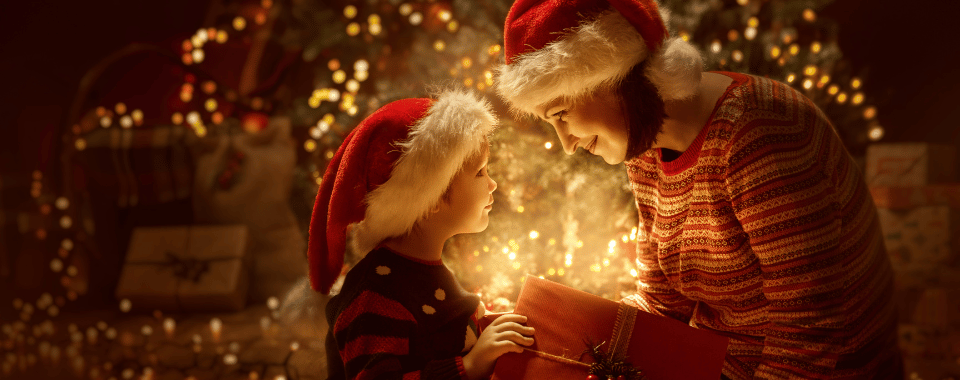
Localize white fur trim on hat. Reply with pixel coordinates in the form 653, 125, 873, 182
496, 8, 703, 116
350, 90, 497, 255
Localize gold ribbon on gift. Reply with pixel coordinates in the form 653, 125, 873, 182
524, 301, 639, 369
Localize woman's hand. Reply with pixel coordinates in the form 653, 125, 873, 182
462, 313, 535, 380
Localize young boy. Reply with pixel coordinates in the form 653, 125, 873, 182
309, 89, 535, 380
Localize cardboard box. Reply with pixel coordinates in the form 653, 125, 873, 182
869, 185, 960, 210
876, 206, 958, 271
490, 276, 728, 380
115, 225, 250, 312
865, 143, 955, 186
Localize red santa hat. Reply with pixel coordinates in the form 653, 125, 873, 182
308, 90, 497, 294
496, 0, 703, 116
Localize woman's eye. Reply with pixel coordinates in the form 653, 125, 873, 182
553, 110, 567, 121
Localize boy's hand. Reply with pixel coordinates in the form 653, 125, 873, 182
462, 313, 535, 380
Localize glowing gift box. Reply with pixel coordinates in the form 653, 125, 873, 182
491, 276, 728, 380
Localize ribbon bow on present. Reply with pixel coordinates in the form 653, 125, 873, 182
523, 302, 646, 380
163, 251, 212, 283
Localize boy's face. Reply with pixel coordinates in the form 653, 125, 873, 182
437, 144, 497, 234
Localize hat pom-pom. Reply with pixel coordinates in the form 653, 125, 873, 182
645, 37, 703, 100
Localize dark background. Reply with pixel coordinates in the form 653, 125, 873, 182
1, 0, 958, 212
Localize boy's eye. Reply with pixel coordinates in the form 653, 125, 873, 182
477, 166, 487, 177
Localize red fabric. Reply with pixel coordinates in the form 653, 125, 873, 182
334, 290, 416, 334
491, 276, 728, 380
502, 0, 667, 65
308, 98, 433, 294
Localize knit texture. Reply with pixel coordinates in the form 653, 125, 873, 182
325, 247, 482, 380
622, 72, 902, 379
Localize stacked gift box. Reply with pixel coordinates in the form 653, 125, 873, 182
866, 142, 960, 377
115, 224, 252, 312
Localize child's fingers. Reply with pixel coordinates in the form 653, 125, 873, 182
491, 313, 527, 325
497, 330, 535, 346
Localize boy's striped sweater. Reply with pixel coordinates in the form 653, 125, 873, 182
325, 247, 482, 380
623, 72, 901, 379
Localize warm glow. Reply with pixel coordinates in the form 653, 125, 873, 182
409, 12, 423, 25
344, 5, 357, 19
233, 17, 246, 31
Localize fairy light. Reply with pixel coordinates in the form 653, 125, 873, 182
398, 3, 412, 16
836, 92, 848, 104
204, 99, 218, 112
369, 23, 382, 35
744, 27, 757, 40
328, 59, 340, 71
192, 49, 205, 63
802, 79, 813, 90
529, 231, 539, 239
216, 30, 228, 43
852, 92, 864, 105
346, 22, 360, 36
304, 140, 317, 152
727, 29, 739, 41
769, 46, 781, 59
438, 10, 452, 22
434, 40, 446, 51
863, 106, 877, 120
447, 21, 459, 32
544, 142, 553, 149
355, 70, 369, 81
409, 12, 423, 25
732, 50, 743, 62
131, 109, 144, 125
827, 84, 839, 95
851, 78, 862, 89
346, 79, 360, 93
172, 112, 184, 125
461, 57, 472, 68
811, 41, 822, 54
803, 8, 816, 22
786, 73, 796, 83
804, 65, 817, 76
710, 40, 721, 53
333, 70, 347, 84
868, 124, 885, 141
343, 5, 357, 19
328, 89, 341, 102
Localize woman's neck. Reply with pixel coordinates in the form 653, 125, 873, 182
656, 72, 732, 152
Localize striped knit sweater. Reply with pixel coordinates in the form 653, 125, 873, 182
325, 247, 483, 380
622, 72, 901, 379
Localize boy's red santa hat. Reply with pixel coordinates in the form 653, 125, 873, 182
496, 0, 703, 116
308, 90, 496, 294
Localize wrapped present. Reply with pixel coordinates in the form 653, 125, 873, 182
865, 143, 956, 186
869, 185, 960, 210
876, 206, 959, 271
491, 276, 728, 380
115, 225, 251, 312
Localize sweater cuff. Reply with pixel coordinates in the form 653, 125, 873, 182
422, 357, 466, 380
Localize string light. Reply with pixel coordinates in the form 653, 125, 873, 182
343, 5, 357, 19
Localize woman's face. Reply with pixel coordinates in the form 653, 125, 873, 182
539, 86, 630, 164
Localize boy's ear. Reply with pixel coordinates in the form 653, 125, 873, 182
430, 201, 442, 214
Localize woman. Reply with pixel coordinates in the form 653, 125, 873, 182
495, 0, 902, 378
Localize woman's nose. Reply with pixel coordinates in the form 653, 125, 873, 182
559, 135, 579, 155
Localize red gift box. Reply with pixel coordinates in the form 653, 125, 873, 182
491, 277, 728, 380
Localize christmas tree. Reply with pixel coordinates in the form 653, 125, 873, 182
268, 0, 882, 309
